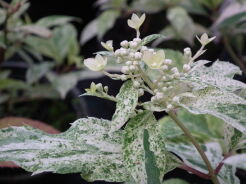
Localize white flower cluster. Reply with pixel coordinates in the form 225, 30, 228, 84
83, 13, 216, 112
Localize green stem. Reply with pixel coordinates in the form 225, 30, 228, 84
138, 70, 220, 184
223, 36, 246, 74
168, 111, 220, 184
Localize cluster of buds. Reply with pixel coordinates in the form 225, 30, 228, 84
83, 13, 216, 112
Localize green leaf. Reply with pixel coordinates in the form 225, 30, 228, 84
166, 142, 240, 184
26, 62, 54, 84
0, 117, 129, 182
198, 0, 222, 9
159, 109, 224, 140
0, 79, 29, 90
25, 24, 78, 63
224, 154, 246, 170
162, 179, 189, 184
179, 60, 246, 134
0, 8, 6, 25
141, 34, 165, 46
17, 25, 52, 38
123, 111, 176, 184
167, 7, 195, 45
218, 12, 246, 30
143, 129, 161, 184
80, 10, 120, 44
179, 87, 246, 134
36, 15, 78, 28
110, 80, 138, 132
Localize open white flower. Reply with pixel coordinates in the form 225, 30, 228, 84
143, 50, 165, 69
196, 33, 216, 46
127, 13, 146, 30
101, 40, 113, 51
84, 54, 107, 71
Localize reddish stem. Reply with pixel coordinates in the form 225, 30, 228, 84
215, 153, 232, 175
179, 164, 210, 179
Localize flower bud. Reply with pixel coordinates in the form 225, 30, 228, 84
166, 104, 173, 111
138, 88, 144, 96
134, 52, 142, 59
133, 81, 140, 88
133, 38, 141, 43
184, 47, 191, 58
141, 46, 148, 52
121, 66, 129, 74
161, 65, 168, 71
183, 64, 191, 72
156, 92, 164, 99
171, 67, 178, 73
163, 59, 172, 65
120, 40, 129, 48
120, 75, 127, 80
126, 61, 133, 65
172, 96, 179, 103
133, 61, 139, 65
129, 41, 138, 49
129, 65, 136, 71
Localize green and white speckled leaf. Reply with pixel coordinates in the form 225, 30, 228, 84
224, 154, 246, 170
179, 87, 246, 134
0, 118, 129, 182
141, 34, 165, 46
110, 80, 138, 132
123, 111, 175, 184
166, 142, 240, 184
183, 60, 246, 94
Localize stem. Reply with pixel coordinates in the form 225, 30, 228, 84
179, 164, 210, 179
168, 111, 220, 184
223, 36, 246, 74
137, 65, 155, 90
189, 45, 205, 65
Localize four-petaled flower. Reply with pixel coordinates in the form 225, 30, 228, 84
196, 33, 216, 46
84, 54, 107, 71
143, 50, 165, 69
127, 13, 146, 30
101, 40, 113, 51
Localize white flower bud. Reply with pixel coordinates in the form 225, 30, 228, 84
133, 81, 140, 88
127, 13, 146, 30
141, 46, 148, 52
133, 38, 141, 43
183, 64, 191, 72
129, 41, 138, 49
166, 104, 173, 111
115, 49, 121, 56
120, 75, 127, 80
129, 65, 136, 71
104, 86, 109, 92
120, 40, 129, 48
173, 72, 180, 79
120, 48, 128, 56
129, 52, 135, 58
138, 88, 144, 96
133, 61, 139, 65
161, 65, 168, 71
171, 67, 178, 73
121, 66, 129, 74
164, 59, 172, 65
84, 54, 107, 71
184, 47, 191, 58
151, 96, 157, 102
96, 83, 103, 90
134, 52, 142, 59
126, 61, 133, 65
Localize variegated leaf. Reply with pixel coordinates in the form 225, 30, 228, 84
182, 60, 246, 94
179, 87, 246, 134
141, 34, 165, 46
110, 80, 138, 132
166, 142, 240, 184
0, 118, 129, 182
224, 154, 246, 170
123, 111, 176, 184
